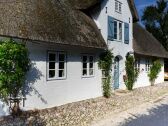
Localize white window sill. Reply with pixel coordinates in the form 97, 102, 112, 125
82, 75, 95, 78
47, 77, 67, 81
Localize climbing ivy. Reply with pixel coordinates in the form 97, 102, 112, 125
125, 54, 139, 90
98, 50, 113, 98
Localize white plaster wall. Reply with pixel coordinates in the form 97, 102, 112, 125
134, 58, 164, 88
23, 42, 103, 110
91, 0, 133, 89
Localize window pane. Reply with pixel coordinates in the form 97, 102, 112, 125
89, 56, 93, 62
83, 56, 87, 62
59, 54, 65, 61
89, 63, 93, 68
83, 63, 87, 69
83, 69, 87, 76
59, 62, 64, 69
49, 70, 55, 78
89, 69, 93, 75
49, 53, 56, 61
114, 21, 117, 39
49, 62, 55, 69
59, 70, 64, 77
119, 22, 122, 41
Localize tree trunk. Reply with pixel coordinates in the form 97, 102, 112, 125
151, 80, 155, 86
12, 100, 21, 116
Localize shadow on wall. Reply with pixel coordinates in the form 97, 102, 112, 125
91, 0, 108, 21
23, 63, 47, 104
0, 101, 9, 117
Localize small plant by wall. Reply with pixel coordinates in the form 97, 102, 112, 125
125, 54, 139, 90
148, 60, 162, 86
98, 50, 113, 98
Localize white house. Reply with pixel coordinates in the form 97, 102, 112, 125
0, 0, 107, 115
91, 0, 139, 89
133, 23, 168, 88
91, 0, 168, 89
0, 0, 166, 116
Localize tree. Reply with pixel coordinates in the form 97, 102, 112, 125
125, 54, 139, 90
98, 50, 113, 98
0, 39, 30, 115
142, 0, 168, 50
148, 60, 162, 86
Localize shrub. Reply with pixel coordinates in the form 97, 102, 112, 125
125, 55, 139, 90
148, 60, 162, 86
98, 50, 113, 98
0, 39, 30, 115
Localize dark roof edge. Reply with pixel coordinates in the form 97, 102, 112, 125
134, 51, 168, 59
128, 0, 139, 22
0, 34, 107, 50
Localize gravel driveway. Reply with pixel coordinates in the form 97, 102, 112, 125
92, 94, 168, 126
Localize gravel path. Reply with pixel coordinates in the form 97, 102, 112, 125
91, 86, 168, 126
1, 82, 168, 126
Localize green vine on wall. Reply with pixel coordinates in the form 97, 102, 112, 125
98, 50, 113, 98
125, 54, 139, 90
148, 60, 162, 86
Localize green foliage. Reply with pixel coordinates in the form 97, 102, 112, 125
142, 0, 168, 50
102, 76, 111, 98
0, 39, 30, 103
125, 55, 139, 90
148, 60, 162, 86
98, 50, 113, 72
98, 50, 113, 98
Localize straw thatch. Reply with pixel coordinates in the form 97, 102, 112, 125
128, 0, 139, 22
0, 0, 106, 49
133, 23, 168, 58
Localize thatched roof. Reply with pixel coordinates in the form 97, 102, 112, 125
0, 0, 106, 49
68, 0, 101, 10
133, 23, 168, 58
128, 0, 139, 22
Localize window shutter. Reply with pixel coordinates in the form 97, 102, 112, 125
124, 23, 129, 44
108, 16, 114, 40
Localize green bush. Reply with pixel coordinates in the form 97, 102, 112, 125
98, 50, 113, 98
102, 76, 111, 98
148, 60, 162, 86
0, 39, 30, 115
125, 55, 139, 90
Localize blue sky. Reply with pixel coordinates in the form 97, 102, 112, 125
134, 0, 156, 21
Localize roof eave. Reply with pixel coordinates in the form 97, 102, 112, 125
0, 34, 107, 50
134, 51, 168, 59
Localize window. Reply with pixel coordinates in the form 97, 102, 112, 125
114, 21, 118, 40
124, 23, 129, 44
145, 59, 150, 72
119, 22, 122, 41
48, 52, 66, 80
108, 16, 125, 42
115, 0, 122, 13
58, 53, 66, 78
135, 59, 140, 71
113, 20, 123, 41
82, 55, 94, 77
